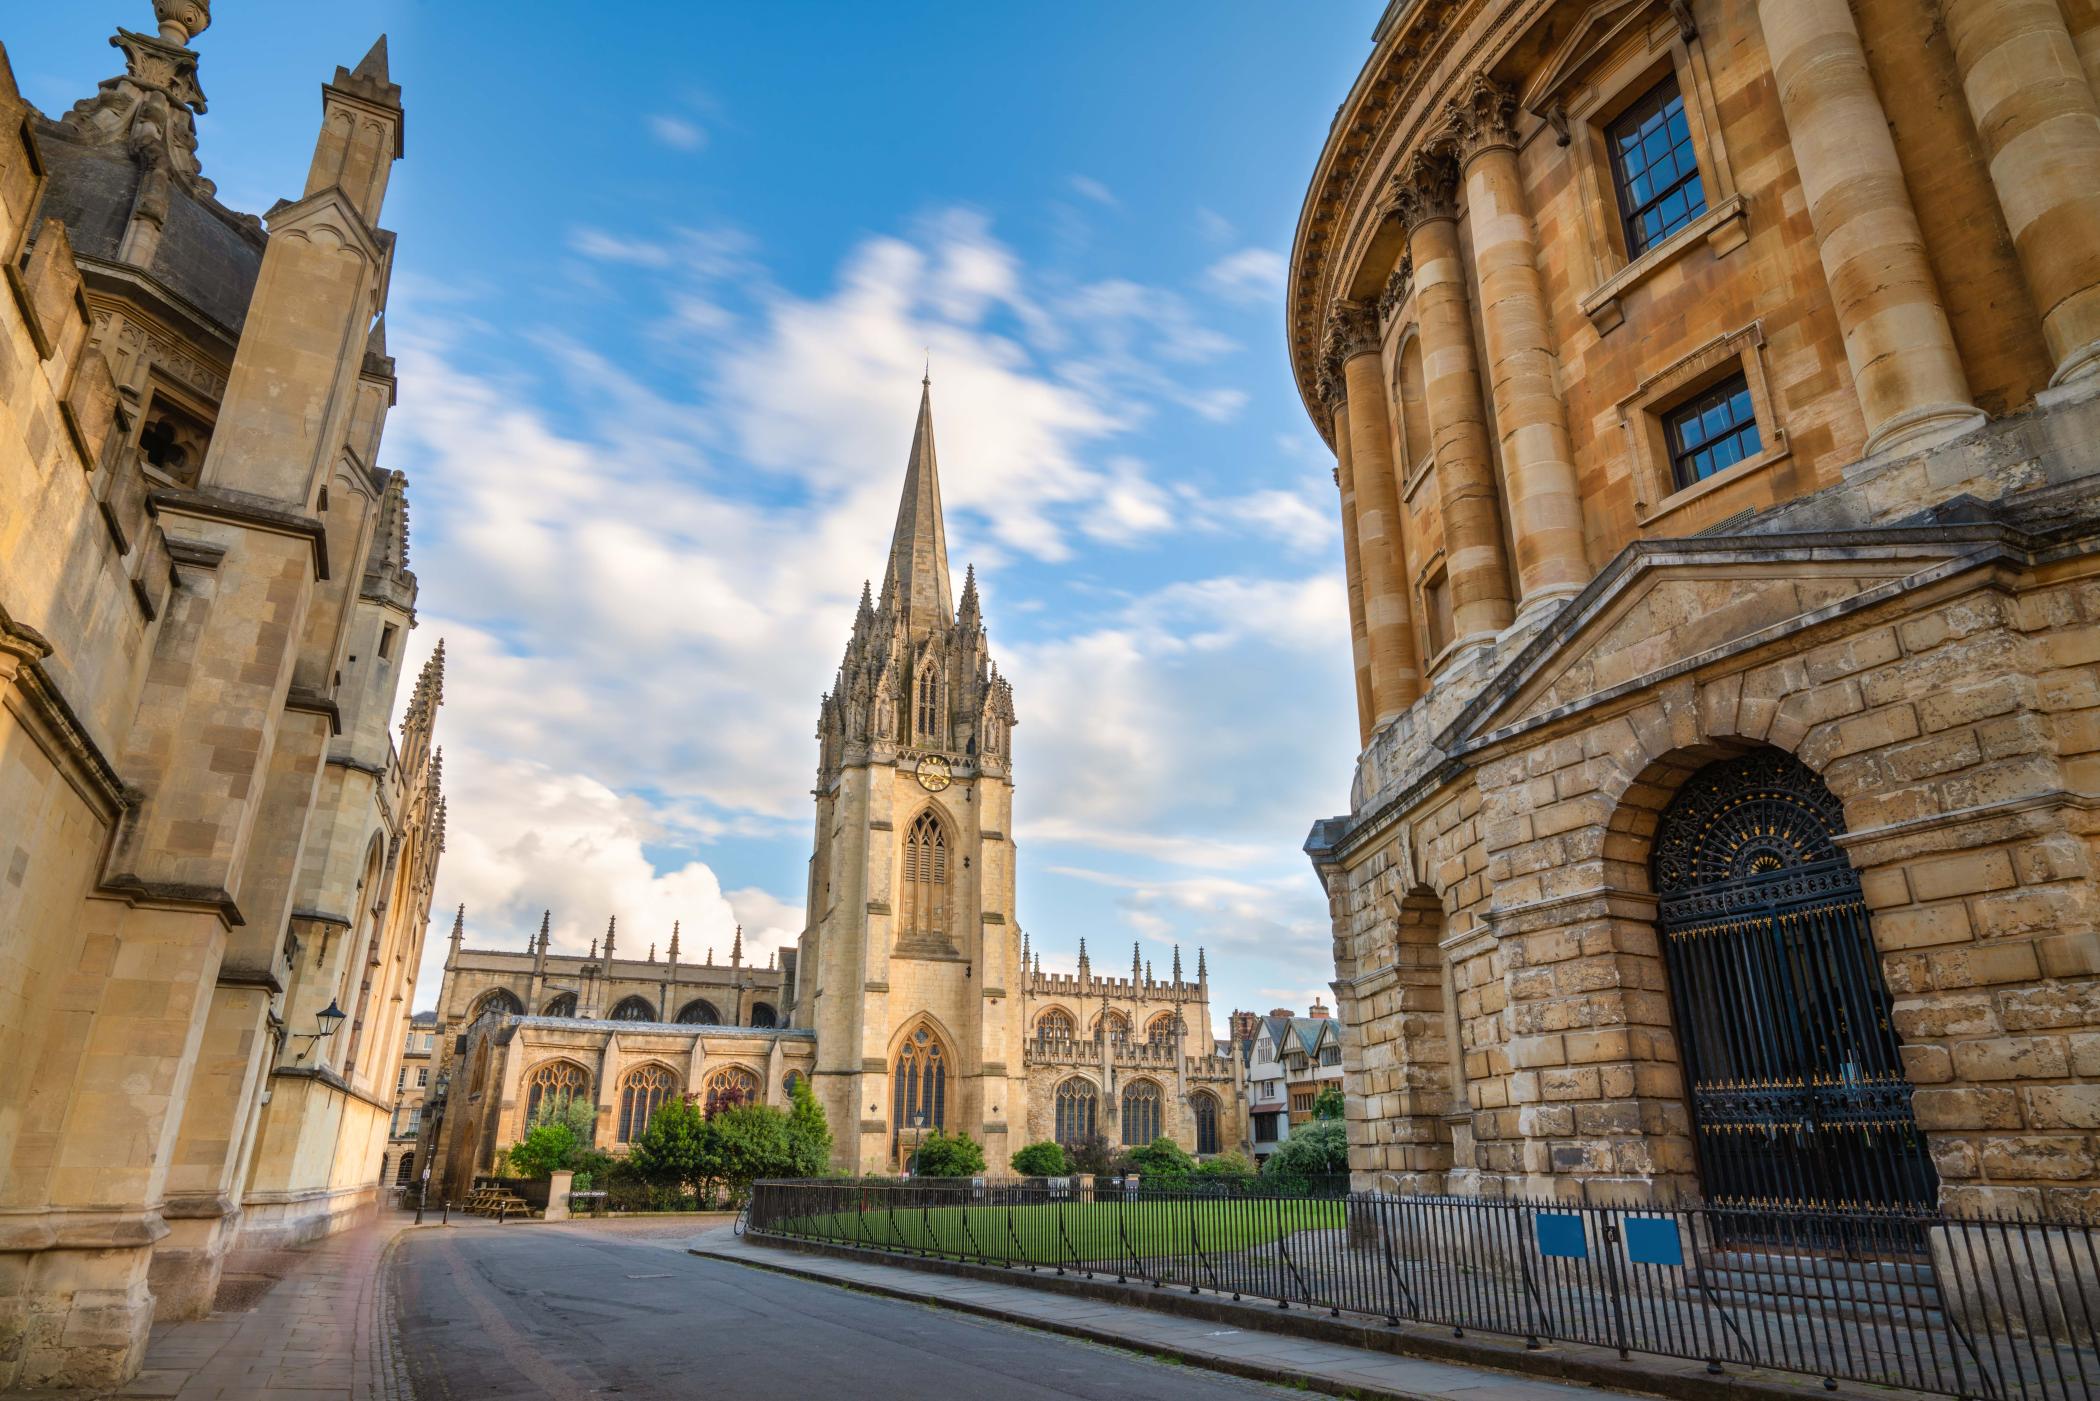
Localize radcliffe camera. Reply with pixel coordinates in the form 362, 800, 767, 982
1, 3, 2098, 1399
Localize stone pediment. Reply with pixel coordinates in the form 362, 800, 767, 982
1454, 529, 2019, 747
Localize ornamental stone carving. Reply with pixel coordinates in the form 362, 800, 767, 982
1377, 257, 1413, 326
154, 0, 211, 45
1386, 145, 1460, 233
1327, 299, 1381, 363
1448, 75, 1519, 164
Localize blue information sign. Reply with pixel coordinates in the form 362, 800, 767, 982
1535, 1213, 1587, 1259
1623, 1217, 1684, 1267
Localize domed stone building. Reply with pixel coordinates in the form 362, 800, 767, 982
1294, 0, 2100, 1216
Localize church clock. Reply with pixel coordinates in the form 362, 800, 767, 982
914, 754, 953, 792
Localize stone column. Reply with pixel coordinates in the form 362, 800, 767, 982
1392, 147, 1515, 642
1325, 368, 1376, 743
1329, 301, 1422, 724
1944, 0, 2100, 387
1450, 79, 1589, 616
1759, 0, 1985, 454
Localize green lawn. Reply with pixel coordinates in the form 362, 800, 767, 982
775, 1198, 1343, 1264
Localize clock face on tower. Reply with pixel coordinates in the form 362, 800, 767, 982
915, 754, 953, 792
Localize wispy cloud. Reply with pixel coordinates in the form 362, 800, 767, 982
1069, 174, 1118, 206
648, 114, 707, 151
1203, 247, 1287, 304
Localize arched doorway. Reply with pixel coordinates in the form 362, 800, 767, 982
1653, 749, 1936, 1210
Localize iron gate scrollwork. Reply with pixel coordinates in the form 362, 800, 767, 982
1653, 750, 1938, 1212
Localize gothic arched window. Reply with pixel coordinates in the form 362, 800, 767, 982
916, 663, 943, 742
1121, 1079, 1162, 1146
702, 1065, 760, 1116
1054, 1078, 1097, 1148
1092, 1009, 1130, 1046
901, 810, 950, 941
675, 999, 721, 1025
525, 1060, 592, 1126
609, 996, 657, 1022
542, 992, 578, 1017
1036, 1008, 1075, 1041
892, 1023, 947, 1153
617, 1064, 676, 1141
471, 988, 523, 1020
1146, 1013, 1179, 1050
1192, 1091, 1221, 1156
748, 1002, 777, 1029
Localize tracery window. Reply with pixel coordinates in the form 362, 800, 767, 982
543, 992, 578, 1017
524, 1060, 591, 1125
617, 1064, 676, 1141
1146, 1013, 1179, 1051
675, 999, 721, 1025
1121, 1079, 1163, 1146
472, 989, 523, 1020
749, 1003, 777, 1029
1192, 1091, 1220, 1156
608, 996, 657, 1022
900, 810, 949, 940
702, 1065, 760, 1116
891, 1024, 947, 1151
1054, 1078, 1098, 1148
1036, 1008, 1075, 1041
1092, 1009, 1130, 1046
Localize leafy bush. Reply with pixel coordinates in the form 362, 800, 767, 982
709, 1103, 793, 1201
627, 1094, 716, 1198
911, 1129, 986, 1178
1260, 1118, 1349, 1193
505, 1098, 600, 1179
1066, 1133, 1115, 1177
1010, 1140, 1068, 1176
1125, 1136, 1195, 1184
1195, 1150, 1254, 1179
1312, 1084, 1346, 1121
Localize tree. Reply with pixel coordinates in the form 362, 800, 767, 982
1010, 1141, 1067, 1176
627, 1093, 713, 1198
1312, 1084, 1346, 1121
1067, 1133, 1115, 1177
1195, 1149, 1254, 1179
1260, 1118, 1349, 1193
784, 1077, 833, 1177
709, 1104, 793, 1202
505, 1098, 598, 1179
1125, 1136, 1194, 1185
912, 1130, 986, 1178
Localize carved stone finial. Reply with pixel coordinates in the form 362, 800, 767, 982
1387, 145, 1461, 234
1448, 75, 1520, 164
154, 0, 211, 46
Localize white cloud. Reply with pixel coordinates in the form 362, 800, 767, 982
569, 227, 674, 268
1069, 175, 1118, 207
649, 114, 707, 151
1203, 247, 1288, 304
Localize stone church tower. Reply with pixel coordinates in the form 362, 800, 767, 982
794, 381, 1025, 1173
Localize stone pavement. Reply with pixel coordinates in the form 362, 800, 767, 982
91, 1214, 421, 1401
689, 1226, 1663, 1401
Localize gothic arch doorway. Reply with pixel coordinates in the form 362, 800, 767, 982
1653, 749, 1936, 1210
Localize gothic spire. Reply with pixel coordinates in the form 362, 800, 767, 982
958, 563, 980, 622
879, 379, 954, 635
447, 903, 463, 961
603, 915, 616, 959
1172, 945, 1183, 984
730, 925, 744, 967
668, 920, 681, 962
535, 909, 550, 954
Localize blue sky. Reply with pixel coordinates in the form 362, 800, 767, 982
8, 4, 1381, 1033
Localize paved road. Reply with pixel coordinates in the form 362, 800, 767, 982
391, 1219, 1300, 1400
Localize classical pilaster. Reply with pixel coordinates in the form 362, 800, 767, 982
1327, 301, 1421, 724
1943, 0, 2100, 387
1449, 78, 1588, 616
1391, 147, 1515, 643
1323, 366, 1376, 743
1759, 0, 1985, 454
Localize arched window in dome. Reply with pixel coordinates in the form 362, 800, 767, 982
1054, 1078, 1097, 1148
1120, 1079, 1163, 1147
617, 1064, 676, 1141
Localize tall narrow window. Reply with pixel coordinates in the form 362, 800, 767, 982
1192, 1092, 1220, 1156
900, 809, 950, 946
1036, 1008, 1075, 1042
1609, 75, 1707, 256
617, 1064, 675, 1141
1121, 1080, 1163, 1146
1664, 373, 1761, 489
608, 996, 656, 1022
892, 1025, 947, 1154
1423, 568, 1454, 659
916, 664, 943, 742
1054, 1078, 1098, 1148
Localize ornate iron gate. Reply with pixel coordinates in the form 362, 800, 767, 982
1653, 750, 1938, 1211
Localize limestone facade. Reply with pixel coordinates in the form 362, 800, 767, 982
0, 8, 441, 1387
1291, 0, 2100, 1216
379, 1010, 437, 1193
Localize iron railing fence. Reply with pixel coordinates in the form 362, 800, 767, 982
747, 1179, 2100, 1400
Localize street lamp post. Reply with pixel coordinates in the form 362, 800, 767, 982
909, 1112, 927, 1176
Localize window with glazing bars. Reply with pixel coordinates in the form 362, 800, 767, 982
1609, 75, 1707, 256
1665, 372, 1761, 490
